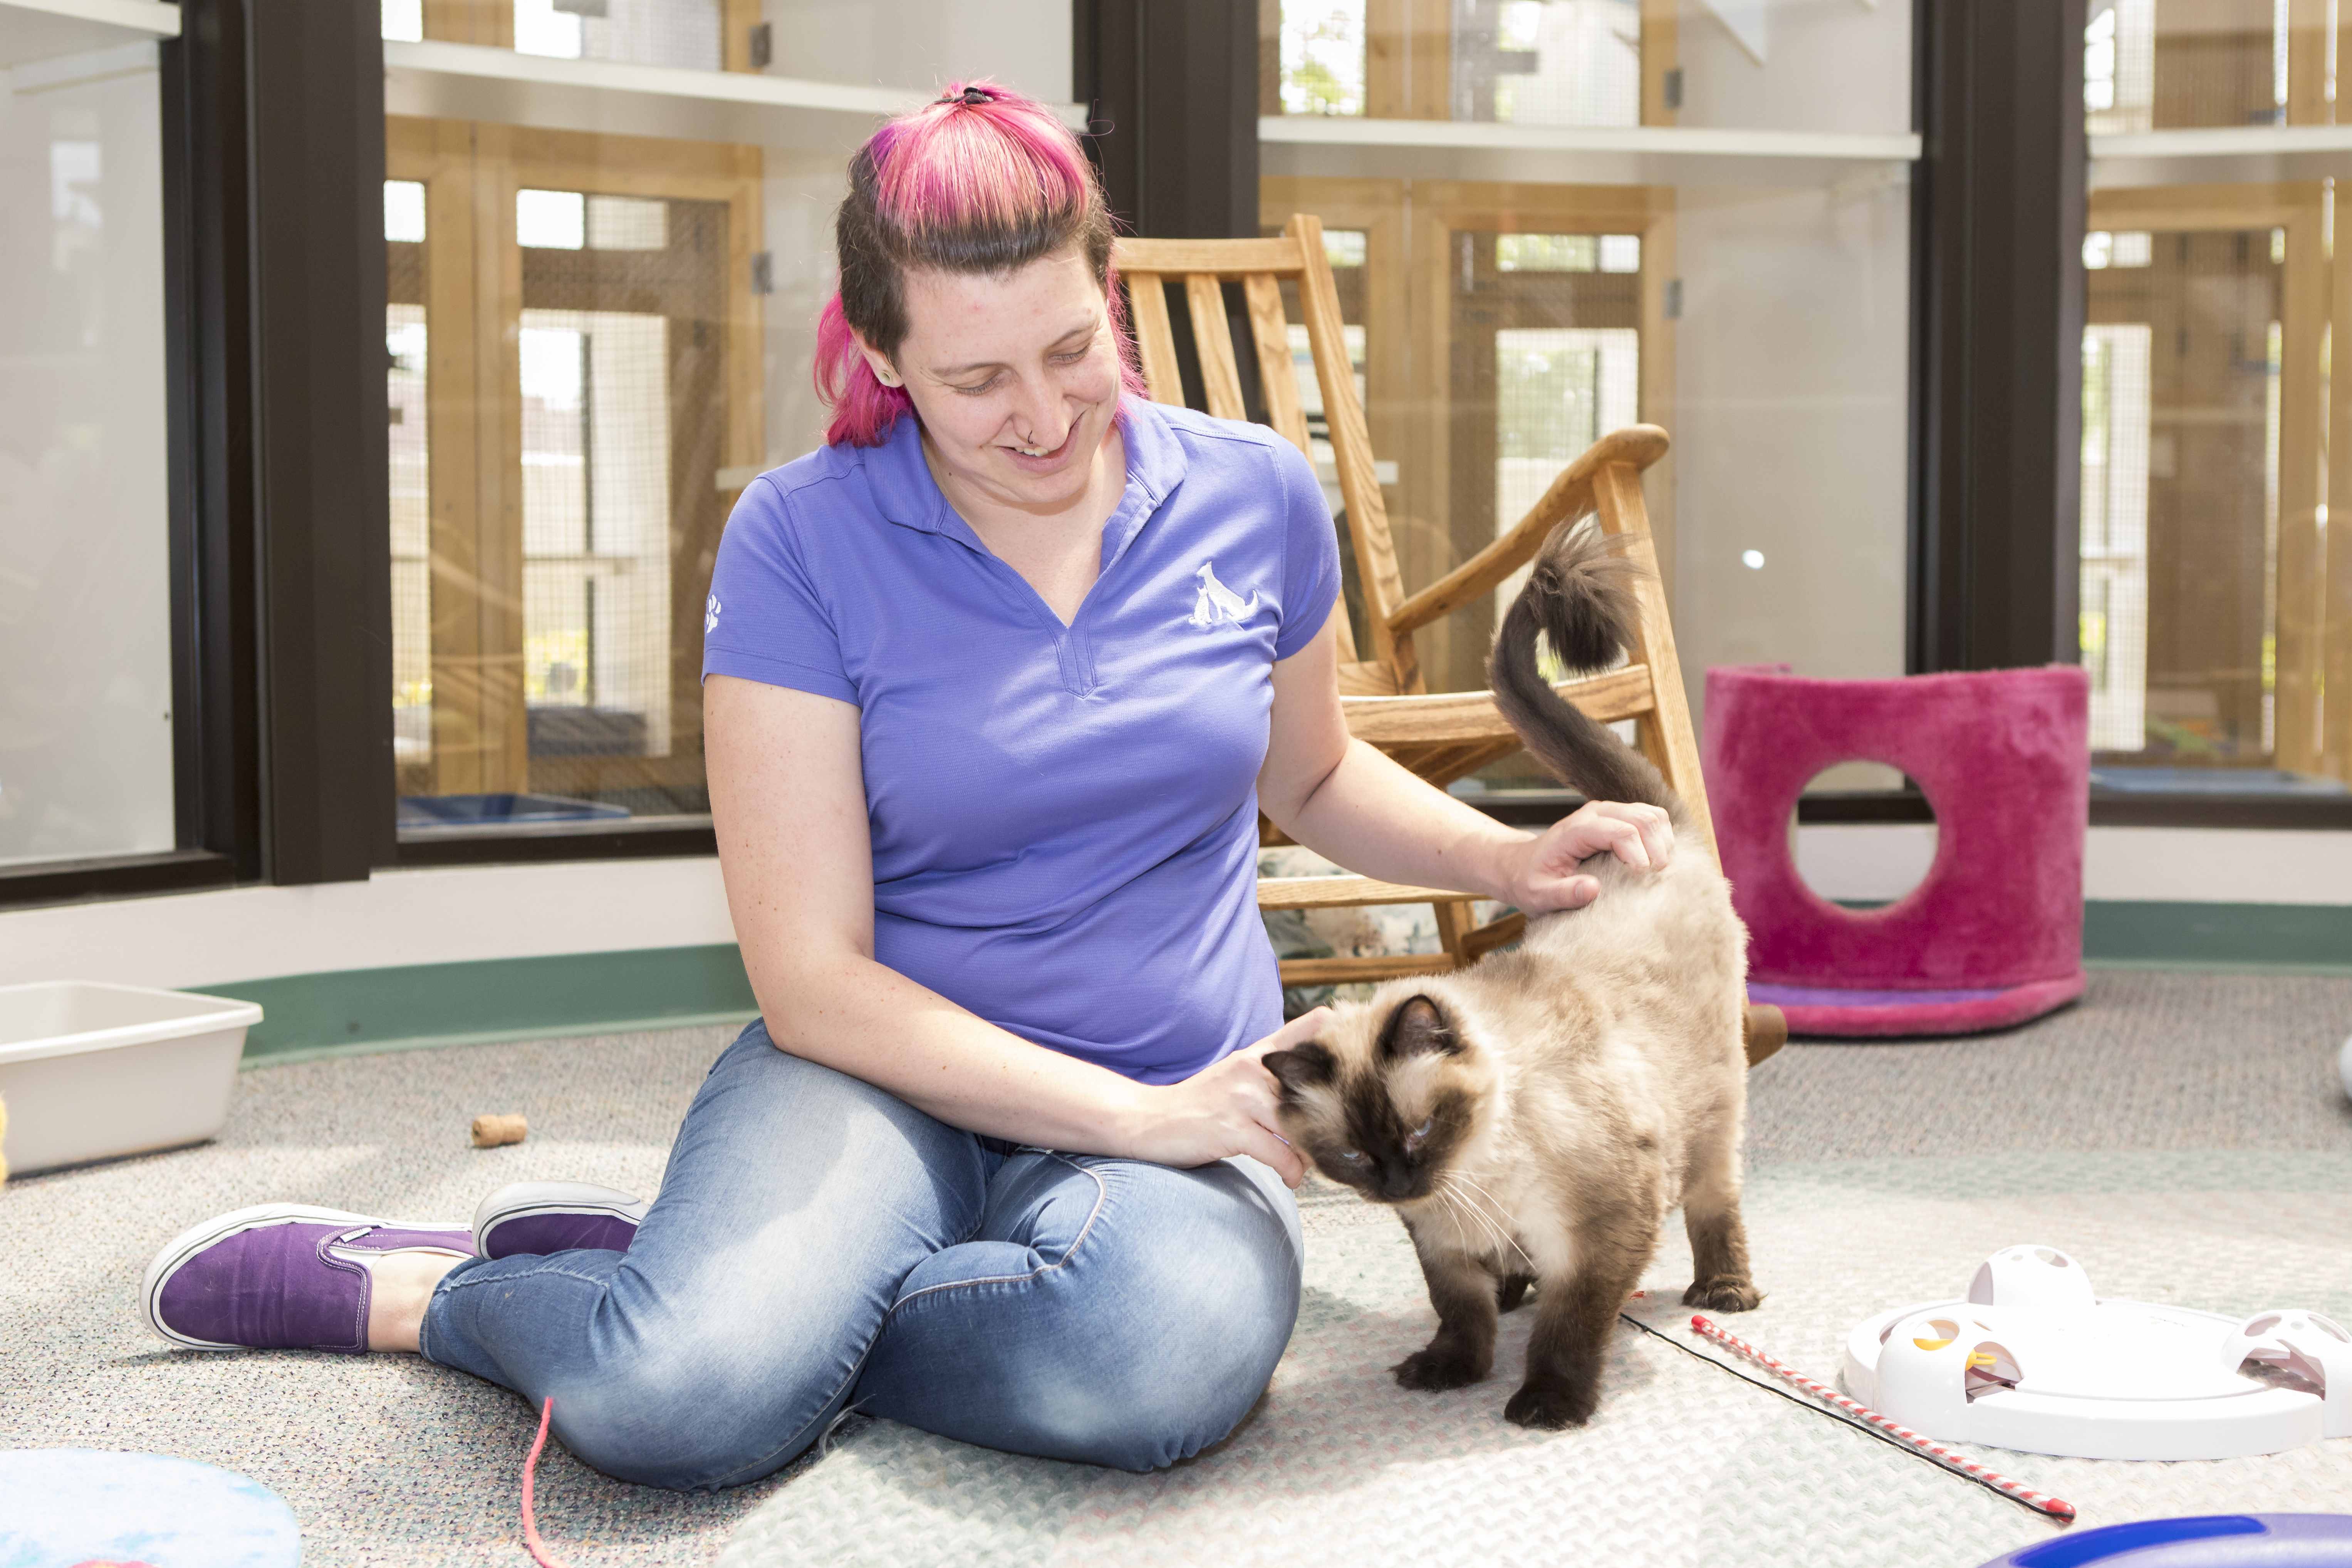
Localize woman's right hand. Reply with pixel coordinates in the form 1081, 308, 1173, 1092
1116, 1008, 1333, 1188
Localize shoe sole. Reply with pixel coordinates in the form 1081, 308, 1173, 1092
140, 1202, 465, 1352
473, 1181, 651, 1258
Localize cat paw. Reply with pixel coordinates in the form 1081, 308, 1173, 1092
1503, 1379, 1596, 1430
1496, 1272, 1536, 1313
1682, 1276, 1764, 1312
1392, 1346, 1487, 1390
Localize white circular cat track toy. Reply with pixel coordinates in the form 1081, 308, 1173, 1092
1842, 1244, 2352, 1461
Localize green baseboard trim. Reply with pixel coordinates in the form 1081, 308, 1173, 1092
189, 902, 2349, 1069
235, 1011, 761, 1070
200, 944, 760, 1064
2084, 901, 2352, 973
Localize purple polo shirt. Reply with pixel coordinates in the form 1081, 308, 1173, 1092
701, 397, 1341, 1084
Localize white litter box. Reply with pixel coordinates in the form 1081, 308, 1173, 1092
0, 982, 263, 1176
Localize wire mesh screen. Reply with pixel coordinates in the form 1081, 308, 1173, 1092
2084, 226, 2282, 767
2081, 322, 2152, 752
387, 230, 431, 775
1277, 0, 1367, 115
515, 191, 726, 814
519, 309, 673, 759
1448, 229, 1639, 714
2142, 0, 2285, 129
1451, 0, 1639, 126
513, 0, 721, 68
2084, 0, 2156, 133
1493, 325, 1637, 618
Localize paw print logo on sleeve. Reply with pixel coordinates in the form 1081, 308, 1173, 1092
705, 594, 721, 634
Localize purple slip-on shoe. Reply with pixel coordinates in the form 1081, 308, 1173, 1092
473, 1182, 649, 1259
141, 1204, 472, 1353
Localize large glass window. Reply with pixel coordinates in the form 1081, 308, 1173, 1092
378, 1, 1071, 843
2080, 0, 2350, 795
383, 123, 761, 838
1262, 0, 1918, 797
0, 24, 174, 867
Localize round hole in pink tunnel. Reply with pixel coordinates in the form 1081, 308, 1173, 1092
1785, 760, 1940, 909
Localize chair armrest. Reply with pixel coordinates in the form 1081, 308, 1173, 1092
1258, 875, 1485, 910
1387, 424, 1671, 639
1339, 665, 1654, 743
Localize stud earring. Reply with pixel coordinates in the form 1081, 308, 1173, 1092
874, 368, 899, 386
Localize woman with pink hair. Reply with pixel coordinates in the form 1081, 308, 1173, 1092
140, 82, 1671, 1486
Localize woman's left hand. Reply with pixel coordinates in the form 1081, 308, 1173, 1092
1500, 800, 1675, 916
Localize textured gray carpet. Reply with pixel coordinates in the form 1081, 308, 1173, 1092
2, 971, 2349, 1566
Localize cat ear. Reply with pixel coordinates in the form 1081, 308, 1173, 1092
1378, 995, 1460, 1059
1263, 1040, 1337, 1100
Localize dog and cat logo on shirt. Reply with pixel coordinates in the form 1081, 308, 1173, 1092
1187, 562, 1261, 630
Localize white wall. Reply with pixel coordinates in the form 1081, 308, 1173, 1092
0, 60, 175, 867
1798, 824, 2352, 907
759, 0, 1070, 101
0, 828, 2339, 996
1667, 0, 1913, 738
0, 860, 736, 991
1680, 0, 1912, 134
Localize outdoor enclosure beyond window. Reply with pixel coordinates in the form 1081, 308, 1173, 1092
2080, 0, 2351, 793
384, 123, 762, 839
1261, 0, 1917, 796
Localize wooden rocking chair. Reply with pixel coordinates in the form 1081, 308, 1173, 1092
1114, 217, 1784, 1066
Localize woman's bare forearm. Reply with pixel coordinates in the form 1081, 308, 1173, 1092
748, 947, 1158, 1152
1273, 736, 1532, 901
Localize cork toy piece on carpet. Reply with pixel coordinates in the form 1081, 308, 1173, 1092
1703, 664, 2090, 1038
0, 1449, 300, 1566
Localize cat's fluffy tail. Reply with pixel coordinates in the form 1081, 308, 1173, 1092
1487, 522, 1678, 814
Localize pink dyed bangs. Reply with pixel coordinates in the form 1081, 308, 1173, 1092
814, 80, 1147, 448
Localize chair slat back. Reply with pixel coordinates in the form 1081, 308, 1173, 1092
1114, 220, 1708, 854
1117, 218, 1412, 684
1183, 273, 1250, 420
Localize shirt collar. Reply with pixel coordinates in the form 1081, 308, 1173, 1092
863, 395, 1188, 566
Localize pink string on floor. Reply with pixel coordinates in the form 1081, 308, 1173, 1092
522, 1396, 573, 1568
1689, 1314, 2077, 1523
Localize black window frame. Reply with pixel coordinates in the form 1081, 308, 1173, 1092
5, 0, 2335, 917
2, 0, 394, 912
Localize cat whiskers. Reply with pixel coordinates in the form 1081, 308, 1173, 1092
1426, 1179, 1499, 1256
1448, 1174, 1538, 1273
1437, 1172, 1535, 1273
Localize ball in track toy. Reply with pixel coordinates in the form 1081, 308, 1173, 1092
1846, 1244, 2350, 1461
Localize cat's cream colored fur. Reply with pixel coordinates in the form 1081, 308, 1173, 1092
1266, 523, 1760, 1430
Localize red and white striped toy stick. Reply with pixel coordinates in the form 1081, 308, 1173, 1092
1688, 1314, 2077, 1524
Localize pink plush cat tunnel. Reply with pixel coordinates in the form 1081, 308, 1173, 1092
1702, 664, 2090, 1039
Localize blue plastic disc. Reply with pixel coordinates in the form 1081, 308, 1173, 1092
0, 1449, 300, 1568
1983, 1514, 2352, 1568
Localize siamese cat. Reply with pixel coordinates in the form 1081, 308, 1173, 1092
1265, 522, 1761, 1430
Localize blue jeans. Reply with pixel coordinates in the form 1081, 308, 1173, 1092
418, 1022, 1303, 1490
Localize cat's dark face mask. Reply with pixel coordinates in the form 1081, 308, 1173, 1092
1265, 995, 1476, 1204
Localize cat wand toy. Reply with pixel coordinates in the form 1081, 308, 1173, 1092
1682, 1313, 2076, 1523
